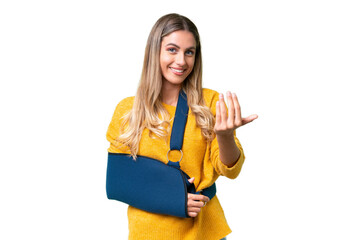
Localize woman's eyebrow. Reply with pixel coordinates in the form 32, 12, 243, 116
165, 43, 196, 50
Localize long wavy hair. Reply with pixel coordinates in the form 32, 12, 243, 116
116, 13, 215, 158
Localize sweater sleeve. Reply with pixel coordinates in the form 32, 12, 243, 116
204, 89, 245, 179
210, 133, 245, 179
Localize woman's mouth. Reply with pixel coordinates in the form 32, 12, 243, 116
170, 67, 186, 75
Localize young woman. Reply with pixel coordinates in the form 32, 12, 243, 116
106, 13, 257, 240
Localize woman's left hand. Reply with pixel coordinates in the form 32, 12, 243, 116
214, 91, 258, 136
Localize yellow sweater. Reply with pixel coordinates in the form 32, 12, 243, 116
106, 88, 245, 240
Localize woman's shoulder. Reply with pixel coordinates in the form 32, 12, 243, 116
113, 96, 135, 116
202, 88, 219, 97
202, 88, 220, 106
117, 96, 135, 107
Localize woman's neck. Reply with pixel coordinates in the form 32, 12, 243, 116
161, 82, 181, 106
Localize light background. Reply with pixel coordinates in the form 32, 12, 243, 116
1, 0, 359, 239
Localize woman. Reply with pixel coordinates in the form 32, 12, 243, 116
106, 13, 257, 240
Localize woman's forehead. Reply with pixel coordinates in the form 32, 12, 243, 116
161, 30, 196, 48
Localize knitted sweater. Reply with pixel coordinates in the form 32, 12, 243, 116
106, 88, 245, 240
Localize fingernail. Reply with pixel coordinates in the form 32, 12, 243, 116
227, 91, 231, 97
232, 92, 237, 97
219, 93, 223, 99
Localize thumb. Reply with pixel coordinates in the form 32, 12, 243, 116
188, 177, 195, 184
242, 114, 258, 125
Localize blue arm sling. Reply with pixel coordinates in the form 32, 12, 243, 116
106, 90, 216, 218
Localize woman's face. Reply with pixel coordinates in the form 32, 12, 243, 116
159, 30, 196, 88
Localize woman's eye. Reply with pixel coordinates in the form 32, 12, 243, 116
168, 48, 176, 53
186, 50, 194, 56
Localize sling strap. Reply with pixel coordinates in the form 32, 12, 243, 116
167, 90, 216, 199
169, 89, 189, 151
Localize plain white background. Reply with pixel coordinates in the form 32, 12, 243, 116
1, 0, 359, 239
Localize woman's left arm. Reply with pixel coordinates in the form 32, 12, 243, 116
215, 91, 258, 167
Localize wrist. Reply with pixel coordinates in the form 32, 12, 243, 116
215, 131, 234, 140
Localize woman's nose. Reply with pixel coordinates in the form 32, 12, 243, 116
175, 52, 186, 66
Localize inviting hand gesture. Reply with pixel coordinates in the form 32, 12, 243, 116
214, 91, 257, 167
214, 91, 258, 136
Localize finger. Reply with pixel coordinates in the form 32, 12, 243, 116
226, 91, 235, 124
188, 193, 210, 202
241, 114, 258, 125
188, 199, 206, 208
188, 207, 201, 213
188, 177, 195, 184
219, 93, 227, 123
232, 93, 242, 126
188, 211, 198, 218
215, 101, 221, 125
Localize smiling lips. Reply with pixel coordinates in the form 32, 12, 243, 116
170, 67, 186, 75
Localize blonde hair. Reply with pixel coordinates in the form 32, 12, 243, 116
117, 13, 215, 158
